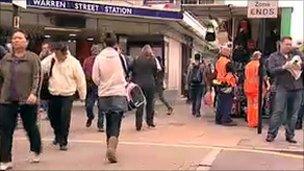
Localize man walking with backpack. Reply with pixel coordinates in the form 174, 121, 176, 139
187, 54, 207, 118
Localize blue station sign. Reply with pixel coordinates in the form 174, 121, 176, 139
0, 0, 183, 20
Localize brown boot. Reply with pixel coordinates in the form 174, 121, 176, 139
106, 137, 118, 163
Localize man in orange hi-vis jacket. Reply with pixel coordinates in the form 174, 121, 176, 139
244, 51, 266, 128
214, 43, 237, 126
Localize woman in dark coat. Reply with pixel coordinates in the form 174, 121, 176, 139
131, 44, 158, 131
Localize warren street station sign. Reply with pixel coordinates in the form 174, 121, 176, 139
0, 0, 183, 20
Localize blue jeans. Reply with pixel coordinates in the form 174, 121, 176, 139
191, 86, 204, 115
296, 90, 304, 125
268, 89, 302, 139
85, 86, 104, 128
98, 96, 128, 141
216, 92, 233, 123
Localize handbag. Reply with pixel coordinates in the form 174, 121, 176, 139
203, 91, 213, 107
40, 58, 55, 100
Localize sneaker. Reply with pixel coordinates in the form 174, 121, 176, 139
98, 128, 105, 132
266, 135, 275, 142
86, 118, 93, 128
52, 139, 59, 146
148, 124, 156, 128
221, 121, 237, 126
29, 152, 40, 163
295, 122, 303, 130
0, 162, 13, 171
286, 137, 297, 144
195, 114, 201, 118
167, 108, 173, 115
60, 145, 68, 151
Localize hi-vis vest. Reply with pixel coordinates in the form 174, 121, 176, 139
244, 60, 260, 94
215, 56, 236, 87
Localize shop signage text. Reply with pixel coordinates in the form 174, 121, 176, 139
1, 0, 182, 20
31, 0, 133, 15
26, 0, 181, 19
247, 1, 278, 18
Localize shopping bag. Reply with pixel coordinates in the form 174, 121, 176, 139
204, 92, 213, 107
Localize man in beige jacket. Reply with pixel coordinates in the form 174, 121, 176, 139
41, 42, 86, 151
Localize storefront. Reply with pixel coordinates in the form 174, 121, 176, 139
182, 4, 293, 57
0, 0, 207, 95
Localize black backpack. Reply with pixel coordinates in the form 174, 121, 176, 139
40, 58, 55, 100
190, 64, 203, 84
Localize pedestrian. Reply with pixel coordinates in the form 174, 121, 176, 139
115, 45, 130, 80
155, 56, 173, 115
214, 43, 237, 126
296, 89, 304, 130
244, 51, 269, 128
83, 44, 104, 132
0, 45, 7, 59
266, 36, 304, 143
92, 33, 128, 163
38, 42, 53, 119
187, 54, 207, 117
0, 29, 42, 170
39, 42, 52, 60
131, 44, 158, 131
41, 42, 86, 151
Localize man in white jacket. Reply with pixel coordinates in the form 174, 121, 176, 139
41, 42, 86, 151
92, 33, 127, 163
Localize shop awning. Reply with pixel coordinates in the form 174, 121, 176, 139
0, 0, 183, 21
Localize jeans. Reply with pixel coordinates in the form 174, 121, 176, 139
48, 95, 74, 146
136, 86, 155, 128
296, 90, 304, 126
105, 112, 123, 142
191, 86, 204, 115
0, 104, 41, 162
156, 86, 172, 110
98, 96, 127, 142
268, 89, 302, 139
216, 92, 234, 123
85, 86, 104, 128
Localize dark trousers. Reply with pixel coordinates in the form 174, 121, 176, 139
191, 86, 204, 115
296, 90, 304, 127
297, 105, 304, 126
48, 95, 73, 146
136, 86, 155, 127
85, 87, 104, 128
268, 90, 302, 139
156, 86, 172, 110
0, 104, 41, 162
105, 112, 123, 142
216, 92, 234, 123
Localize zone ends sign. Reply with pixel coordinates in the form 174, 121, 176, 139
247, 1, 278, 18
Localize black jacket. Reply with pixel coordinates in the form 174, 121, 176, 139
268, 50, 304, 91
0, 46, 7, 60
131, 57, 157, 89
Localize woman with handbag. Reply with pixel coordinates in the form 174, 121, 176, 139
131, 45, 158, 131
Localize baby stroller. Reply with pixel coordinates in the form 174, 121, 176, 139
231, 62, 247, 118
